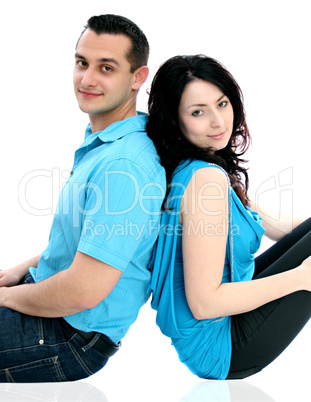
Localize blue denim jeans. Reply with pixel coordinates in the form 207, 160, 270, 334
0, 275, 108, 382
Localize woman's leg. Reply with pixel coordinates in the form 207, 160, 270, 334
254, 217, 311, 277
227, 219, 311, 380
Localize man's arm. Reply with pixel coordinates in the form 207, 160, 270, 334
0, 255, 41, 287
0, 251, 122, 317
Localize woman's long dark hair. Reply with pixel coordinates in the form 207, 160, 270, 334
147, 55, 251, 207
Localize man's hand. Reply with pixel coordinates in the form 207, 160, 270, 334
0, 251, 123, 317
0, 269, 21, 287
0, 255, 41, 289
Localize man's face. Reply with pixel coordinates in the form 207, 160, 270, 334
73, 30, 137, 120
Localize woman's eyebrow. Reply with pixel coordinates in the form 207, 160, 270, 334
187, 96, 226, 109
187, 103, 207, 109
217, 94, 226, 102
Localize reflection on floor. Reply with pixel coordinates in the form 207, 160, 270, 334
0, 305, 310, 402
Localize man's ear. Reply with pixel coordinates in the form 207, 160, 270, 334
132, 66, 149, 91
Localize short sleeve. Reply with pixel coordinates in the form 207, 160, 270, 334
77, 158, 163, 271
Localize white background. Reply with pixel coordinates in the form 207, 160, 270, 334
0, 0, 310, 401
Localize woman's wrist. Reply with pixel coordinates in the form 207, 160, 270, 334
294, 264, 309, 292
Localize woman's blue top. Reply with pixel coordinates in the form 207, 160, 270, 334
150, 160, 265, 379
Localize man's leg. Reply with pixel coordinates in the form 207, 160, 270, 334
0, 275, 108, 382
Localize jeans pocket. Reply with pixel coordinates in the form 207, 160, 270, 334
0, 356, 68, 383
22, 274, 35, 284
67, 334, 108, 379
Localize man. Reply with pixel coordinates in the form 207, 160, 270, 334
0, 15, 166, 382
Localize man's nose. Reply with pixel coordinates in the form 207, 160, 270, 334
81, 68, 98, 87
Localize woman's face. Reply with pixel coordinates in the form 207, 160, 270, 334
178, 79, 234, 153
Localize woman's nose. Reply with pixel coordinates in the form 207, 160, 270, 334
210, 110, 224, 128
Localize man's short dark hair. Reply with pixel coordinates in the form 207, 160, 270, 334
78, 14, 149, 73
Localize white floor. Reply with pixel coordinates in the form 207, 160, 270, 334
0, 0, 310, 401
0, 303, 310, 402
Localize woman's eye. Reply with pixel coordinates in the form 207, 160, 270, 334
192, 110, 203, 117
219, 100, 228, 108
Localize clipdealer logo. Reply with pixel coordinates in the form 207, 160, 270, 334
17, 167, 294, 233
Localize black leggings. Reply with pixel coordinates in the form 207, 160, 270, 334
227, 218, 311, 379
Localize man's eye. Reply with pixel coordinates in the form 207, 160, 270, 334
192, 110, 203, 117
77, 60, 87, 67
102, 66, 112, 72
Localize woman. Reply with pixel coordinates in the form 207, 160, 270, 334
147, 55, 311, 380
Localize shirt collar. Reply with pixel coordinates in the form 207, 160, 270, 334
84, 112, 148, 143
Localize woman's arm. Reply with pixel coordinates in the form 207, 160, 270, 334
181, 167, 309, 320
0, 255, 41, 287
249, 199, 304, 241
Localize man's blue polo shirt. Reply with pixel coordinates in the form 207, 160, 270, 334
29, 113, 166, 343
